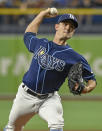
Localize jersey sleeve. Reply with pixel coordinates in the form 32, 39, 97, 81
80, 55, 96, 82
68, 49, 96, 82
24, 32, 48, 53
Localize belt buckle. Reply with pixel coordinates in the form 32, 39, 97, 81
38, 94, 48, 99
22, 84, 49, 99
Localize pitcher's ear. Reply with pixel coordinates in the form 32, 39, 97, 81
55, 24, 59, 31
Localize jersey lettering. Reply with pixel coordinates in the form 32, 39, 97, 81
34, 46, 65, 71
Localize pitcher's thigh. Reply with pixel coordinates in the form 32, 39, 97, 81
5, 86, 36, 131
39, 93, 64, 129
5, 112, 35, 131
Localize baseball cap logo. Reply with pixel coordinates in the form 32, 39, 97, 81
69, 14, 74, 20
57, 14, 78, 28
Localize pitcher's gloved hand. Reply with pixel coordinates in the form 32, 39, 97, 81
68, 62, 85, 95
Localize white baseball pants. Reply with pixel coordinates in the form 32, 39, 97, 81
4, 83, 64, 131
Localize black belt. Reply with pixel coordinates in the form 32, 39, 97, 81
22, 84, 48, 99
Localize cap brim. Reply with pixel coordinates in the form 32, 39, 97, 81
59, 19, 78, 28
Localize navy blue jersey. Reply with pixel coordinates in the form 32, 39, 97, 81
23, 32, 95, 94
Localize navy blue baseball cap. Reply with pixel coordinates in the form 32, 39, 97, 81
57, 14, 78, 28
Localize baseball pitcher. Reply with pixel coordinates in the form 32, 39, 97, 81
4, 8, 96, 131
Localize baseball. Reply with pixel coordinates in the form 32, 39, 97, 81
50, 8, 58, 15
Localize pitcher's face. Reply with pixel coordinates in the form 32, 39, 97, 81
55, 20, 76, 40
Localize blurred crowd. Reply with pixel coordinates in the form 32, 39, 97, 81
0, 0, 102, 8
0, 0, 102, 27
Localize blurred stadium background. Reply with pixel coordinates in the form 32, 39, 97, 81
0, 0, 102, 131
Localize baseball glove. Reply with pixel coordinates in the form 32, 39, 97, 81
68, 62, 85, 95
